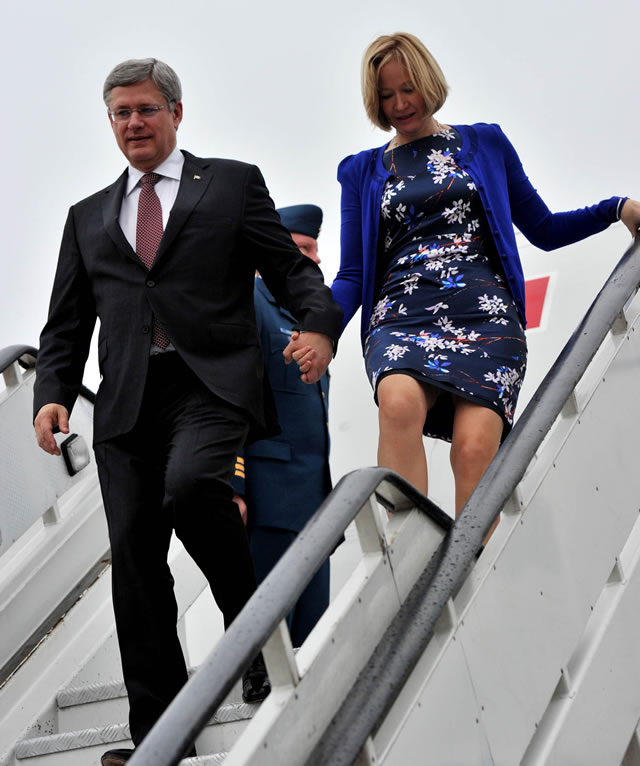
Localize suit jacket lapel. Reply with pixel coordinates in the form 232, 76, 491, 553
101, 169, 138, 263
153, 152, 214, 267
101, 152, 214, 268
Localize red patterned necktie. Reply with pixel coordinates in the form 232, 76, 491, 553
137, 173, 170, 349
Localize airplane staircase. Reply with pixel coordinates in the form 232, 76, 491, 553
2, 235, 640, 765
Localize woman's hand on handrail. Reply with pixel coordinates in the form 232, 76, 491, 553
620, 198, 640, 236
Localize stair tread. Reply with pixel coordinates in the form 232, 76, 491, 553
15, 722, 130, 758
58, 679, 127, 708
58, 669, 244, 708
16, 702, 256, 757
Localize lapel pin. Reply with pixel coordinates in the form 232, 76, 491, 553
193, 175, 201, 180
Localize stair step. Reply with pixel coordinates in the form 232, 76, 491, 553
14, 723, 131, 766
14, 738, 228, 766
15, 702, 257, 764
57, 674, 245, 731
194, 701, 258, 755
57, 679, 128, 730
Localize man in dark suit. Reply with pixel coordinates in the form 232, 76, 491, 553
233, 205, 332, 651
32, 59, 342, 766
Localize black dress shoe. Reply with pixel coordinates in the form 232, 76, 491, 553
242, 653, 271, 703
101, 749, 134, 765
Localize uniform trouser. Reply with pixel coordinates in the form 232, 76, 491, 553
94, 352, 256, 746
249, 526, 330, 648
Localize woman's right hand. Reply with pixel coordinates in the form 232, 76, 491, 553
620, 198, 640, 236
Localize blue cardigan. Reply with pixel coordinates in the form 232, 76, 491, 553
332, 122, 624, 344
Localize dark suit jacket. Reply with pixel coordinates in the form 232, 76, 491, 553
34, 151, 343, 444
233, 278, 331, 533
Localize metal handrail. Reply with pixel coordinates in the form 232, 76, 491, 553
307, 236, 640, 765
128, 468, 452, 766
0, 344, 37, 372
0, 344, 96, 403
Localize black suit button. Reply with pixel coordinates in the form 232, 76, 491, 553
142, 325, 150, 334
146, 280, 155, 288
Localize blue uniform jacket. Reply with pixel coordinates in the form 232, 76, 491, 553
233, 277, 331, 532
332, 122, 625, 344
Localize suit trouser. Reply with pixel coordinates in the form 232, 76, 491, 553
249, 526, 330, 648
94, 352, 256, 746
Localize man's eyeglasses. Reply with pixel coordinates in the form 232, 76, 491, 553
108, 104, 173, 123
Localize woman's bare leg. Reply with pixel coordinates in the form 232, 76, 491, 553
376, 374, 436, 495
450, 398, 503, 542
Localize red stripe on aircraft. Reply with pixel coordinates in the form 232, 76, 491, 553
525, 276, 550, 329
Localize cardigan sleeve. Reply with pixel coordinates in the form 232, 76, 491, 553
331, 155, 366, 334
498, 126, 623, 251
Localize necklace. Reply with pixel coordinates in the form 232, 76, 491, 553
386, 119, 450, 177
388, 119, 446, 151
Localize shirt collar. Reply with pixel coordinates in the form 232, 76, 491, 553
125, 146, 185, 197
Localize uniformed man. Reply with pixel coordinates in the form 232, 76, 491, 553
233, 204, 332, 652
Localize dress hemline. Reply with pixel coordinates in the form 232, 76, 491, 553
373, 368, 511, 444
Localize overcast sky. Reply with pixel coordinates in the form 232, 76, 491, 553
3, 0, 638, 355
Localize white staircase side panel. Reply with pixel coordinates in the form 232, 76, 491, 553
0, 478, 108, 674
369, 302, 640, 765
465, 355, 640, 764
0, 367, 105, 675
0, 376, 95, 555
376, 613, 494, 766
521, 516, 640, 765
0, 380, 64, 550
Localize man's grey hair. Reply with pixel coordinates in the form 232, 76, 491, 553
103, 58, 182, 108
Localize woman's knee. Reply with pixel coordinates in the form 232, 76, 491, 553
450, 430, 499, 473
450, 401, 503, 471
377, 376, 428, 432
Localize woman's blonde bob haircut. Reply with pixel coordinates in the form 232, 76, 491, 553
362, 33, 448, 132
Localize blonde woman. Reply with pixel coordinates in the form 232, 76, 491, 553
332, 32, 640, 523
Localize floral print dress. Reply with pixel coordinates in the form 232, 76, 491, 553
364, 128, 527, 442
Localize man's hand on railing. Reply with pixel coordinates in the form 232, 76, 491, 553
34, 403, 69, 456
620, 198, 640, 236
